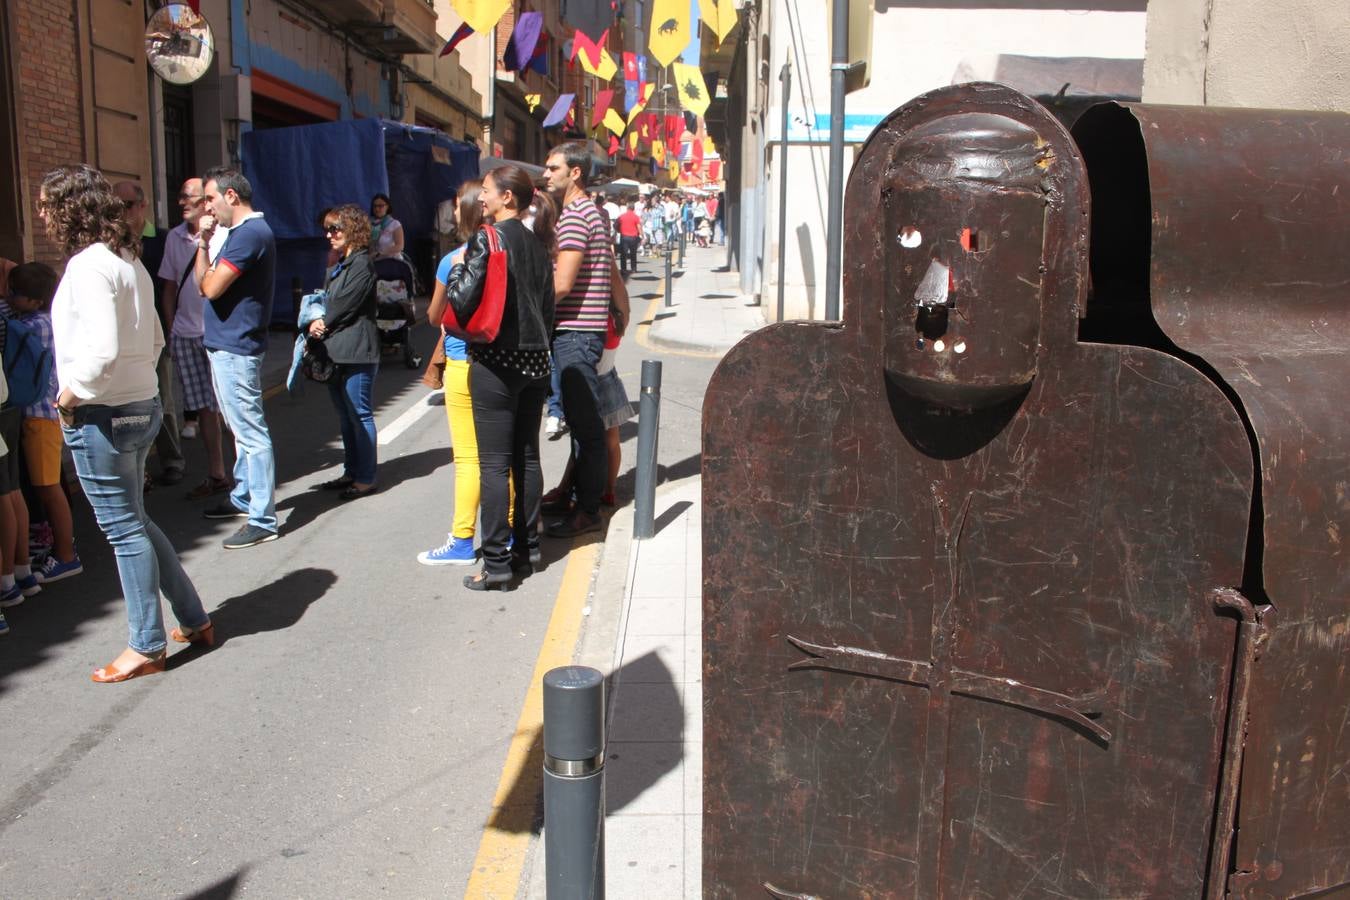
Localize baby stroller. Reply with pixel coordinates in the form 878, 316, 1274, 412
373, 255, 422, 369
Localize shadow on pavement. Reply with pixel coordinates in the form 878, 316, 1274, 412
651, 500, 693, 538
485, 651, 682, 834
170, 566, 337, 663
273, 446, 449, 537
182, 870, 248, 900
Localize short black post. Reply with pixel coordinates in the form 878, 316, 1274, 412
678, 226, 686, 267
663, 245, 673, 307
543, 666, 606, 899
633, 360, 662, 540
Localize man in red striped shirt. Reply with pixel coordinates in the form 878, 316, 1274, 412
544, 143, 629, 537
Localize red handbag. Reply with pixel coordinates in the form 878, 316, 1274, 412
442, 224, 506, 342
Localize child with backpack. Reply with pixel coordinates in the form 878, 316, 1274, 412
5, 263, 79, 586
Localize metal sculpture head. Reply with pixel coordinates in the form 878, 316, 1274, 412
844, 84, 1088, 412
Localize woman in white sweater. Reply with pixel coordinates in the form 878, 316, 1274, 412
39, 165, 212, 683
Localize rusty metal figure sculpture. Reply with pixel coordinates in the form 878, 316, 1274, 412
702, 83, 1349, 898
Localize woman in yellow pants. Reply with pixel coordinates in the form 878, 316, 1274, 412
419, 181, 486, 565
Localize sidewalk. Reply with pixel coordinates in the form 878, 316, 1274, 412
523, 243, 761, 898
645, 242, 765, 354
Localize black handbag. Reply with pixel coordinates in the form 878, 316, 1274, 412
300, 337, 335, 383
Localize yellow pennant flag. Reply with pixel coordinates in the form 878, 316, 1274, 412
595, 49, 619, 82
652, 139, 666, 165
698, 0, 738, 44
648, 0, 690, 68
450, 0, 510, 34
603, 108, 627, 136
628, 132, 640, 155
627, 82, 655, 127
704, 136, 717, 155
672, 62, 710, 117
525, 93, 541, 113
669, 159, 680, 181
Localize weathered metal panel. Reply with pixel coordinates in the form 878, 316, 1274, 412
703, 84, 1254, 898
1073, 102, 1350, 900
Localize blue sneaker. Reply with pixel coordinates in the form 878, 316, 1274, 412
16, 572, 41, 597
417, 535, 477, 566
0, 610, 8, 634
0, 584, 23, 608
35, 555, 83, 584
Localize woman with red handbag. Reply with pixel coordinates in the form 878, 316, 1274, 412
443, 165, 555, 591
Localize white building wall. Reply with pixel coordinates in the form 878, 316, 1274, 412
759, 1, 1147, 321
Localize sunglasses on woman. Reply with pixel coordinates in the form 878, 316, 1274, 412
324, 224, 342, 235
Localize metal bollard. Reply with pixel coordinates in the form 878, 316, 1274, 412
678, 228, 686, 267
664, 246, 673, 308
633, 360, 662, 540
543, 666, 606, 899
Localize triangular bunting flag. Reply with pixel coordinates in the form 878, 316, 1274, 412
439, 22, 474, 58
664, 115, 684, 146
652, 139, 666, 165
572, 29, 608, 74
627, 82, 654, 126
603, 108, 627, 136
648, 0, 690, 68
673, 62, 710, 117
595, 48, 619, 82
503, 11, 543, 71
542, 93, 575, 128
627, 132, 639, 158
592, 90, 615, 128
526, 93, 542, 113
608, 135, 620, 156
450, 0, 510, 35
697, 0, 739, 44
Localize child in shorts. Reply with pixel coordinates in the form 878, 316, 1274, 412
6, 263, 80, 584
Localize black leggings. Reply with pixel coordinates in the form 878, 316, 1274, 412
470, 359, 547, 575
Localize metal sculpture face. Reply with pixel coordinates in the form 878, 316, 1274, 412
882, 113, 1050, 409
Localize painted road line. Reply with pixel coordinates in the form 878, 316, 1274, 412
378, 390, 441, 445
463, 538, 601, 899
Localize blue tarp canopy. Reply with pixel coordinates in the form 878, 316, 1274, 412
241, 118, 479, 323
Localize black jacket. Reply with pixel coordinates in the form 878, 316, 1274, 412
446, 219, 553, 352
321, 249, 379, 364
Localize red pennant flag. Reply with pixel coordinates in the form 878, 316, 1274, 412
709, 160, 721, 181
570, 28, 608, 72
592, 89, 615, 128
692, 137, 704, 167
440, 22, 474, 57
608, 135, 620, 156
664, 115, 684, 146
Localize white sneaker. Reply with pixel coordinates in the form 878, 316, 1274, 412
545, 415, 560, 437
181, 422, 198, 439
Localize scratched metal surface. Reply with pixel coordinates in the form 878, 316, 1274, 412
703, 85, 1254, 898
1073, 102, 1350, 900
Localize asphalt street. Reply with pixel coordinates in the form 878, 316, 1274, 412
0, 254, 719, 898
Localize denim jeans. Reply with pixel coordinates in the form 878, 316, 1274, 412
327, 362, 378, 485
62, 398, 207, 654
470, 360, 547, 575
547, 359, 565, 421
207, 348, 278, 531
551, 330, 607, 515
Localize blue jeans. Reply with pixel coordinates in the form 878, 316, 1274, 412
207, 349, 277, 532
547, 360, 565, 420
62, 398, 207, 654
551, 330, 607, 515
327, 362, 378, 484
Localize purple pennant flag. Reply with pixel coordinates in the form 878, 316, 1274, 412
503, 11, 543, 72
637, 54, 648, 84
542, 93, 575, 128
624, 80, 639, 112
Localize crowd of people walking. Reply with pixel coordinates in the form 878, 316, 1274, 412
0, 139, 667, 677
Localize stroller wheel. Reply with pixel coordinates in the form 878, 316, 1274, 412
404, 344, 422, 369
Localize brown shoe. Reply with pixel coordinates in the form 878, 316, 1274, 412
186, 476, 231, 500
